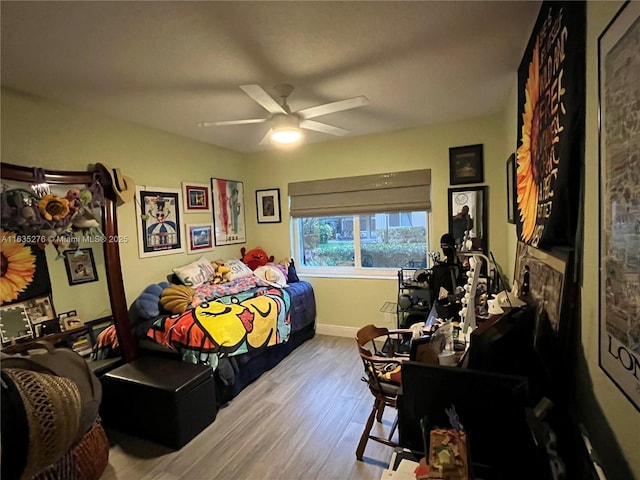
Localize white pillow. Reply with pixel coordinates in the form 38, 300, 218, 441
224, 259, 254, 281
172, 256, 216, 287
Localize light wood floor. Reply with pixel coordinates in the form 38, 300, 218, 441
101, 334, 398, 480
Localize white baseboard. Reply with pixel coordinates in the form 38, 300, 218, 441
316, 323, 359, 338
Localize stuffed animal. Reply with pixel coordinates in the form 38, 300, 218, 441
240, 247, 274, 270
212, 260, 232, 284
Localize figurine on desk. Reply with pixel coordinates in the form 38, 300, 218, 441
431, 234, 463, 321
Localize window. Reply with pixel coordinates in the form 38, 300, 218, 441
292, 211, 428, 275
288, 169, 431, 276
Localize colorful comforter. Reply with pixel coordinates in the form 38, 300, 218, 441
147, 286, 291, 368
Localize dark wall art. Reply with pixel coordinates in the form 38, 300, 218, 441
516, 1, 586, 248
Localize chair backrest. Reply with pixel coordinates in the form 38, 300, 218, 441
356, 324, 398, 398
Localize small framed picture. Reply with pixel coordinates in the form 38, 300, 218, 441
449, 144, 484, 185
182, 182, 212, 213
23, 295, 57, 325
186, 223, 214, 254
63, 248, 99, 285
256, 188, 282, 224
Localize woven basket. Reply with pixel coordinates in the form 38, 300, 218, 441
31, 451, 76, 480
2, 368, 81, 480
72, 421, 109, 480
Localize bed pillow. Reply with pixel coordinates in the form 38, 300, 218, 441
225, 258, 254, 281
172, 257, 216, 287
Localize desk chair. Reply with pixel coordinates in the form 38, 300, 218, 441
355, 324, 409, 460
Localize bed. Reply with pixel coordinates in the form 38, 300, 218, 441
98, 263, 316, 405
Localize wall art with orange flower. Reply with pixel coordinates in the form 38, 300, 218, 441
0, 229, 52, 306
516, 1, 586, 249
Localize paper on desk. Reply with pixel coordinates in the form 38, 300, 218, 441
380, 469, 395, 480
393, 459, 419, 480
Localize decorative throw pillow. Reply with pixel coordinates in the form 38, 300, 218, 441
224, 259, 254, 281
172, 257, 216, 287
287, 259, 300, 283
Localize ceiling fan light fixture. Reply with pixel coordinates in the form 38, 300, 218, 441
270, 114, 302, 144
271, 127, 302, 144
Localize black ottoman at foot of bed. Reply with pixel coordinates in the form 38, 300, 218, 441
100, 356, 216, 449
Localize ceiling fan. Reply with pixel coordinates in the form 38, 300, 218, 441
198, 84, 369, 145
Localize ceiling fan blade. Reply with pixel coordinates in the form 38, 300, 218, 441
198, 118, 267, 127
300, 119, 350, 136
296, 96, 369, 120
259, 129, 273, 145
240, 84, 287, 115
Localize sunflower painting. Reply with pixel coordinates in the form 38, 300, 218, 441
0, 229, 36, 304
517, 38, 541, 243
515, 1, 586, 248
0, 229, 52, 306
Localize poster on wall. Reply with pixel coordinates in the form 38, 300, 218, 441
134, 186, 184, 258
211, 178, 246, 246
516, 1, 586, 249
598, 1, 640, 412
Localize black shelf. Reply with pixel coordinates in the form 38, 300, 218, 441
397, 268, 432, 329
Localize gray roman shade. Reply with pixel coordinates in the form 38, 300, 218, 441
288, 169, 431, 217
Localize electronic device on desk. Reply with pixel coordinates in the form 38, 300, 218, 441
397, 361, 552, 479
464, 307, 534, 375
462, 305, 554, 404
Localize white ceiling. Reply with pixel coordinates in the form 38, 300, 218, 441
1, 1, 541, 154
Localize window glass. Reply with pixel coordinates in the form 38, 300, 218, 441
294, 211, 428, 274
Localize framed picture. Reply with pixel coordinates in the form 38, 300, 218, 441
256, 188, 282, 224
182, 182, 211, 213
449, 144, 484, 185
598, 0, 640, 412
448, 186, 488, 255
63, 248, 98, 285
211, 178, 246, 246
513, 242, 569, 333
186, 223, 214, 254
135, 186, 185, 258
0, 302, 32, 343
506, 153, 516, 224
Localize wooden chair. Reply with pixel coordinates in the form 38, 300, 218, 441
355, 324, 410, 460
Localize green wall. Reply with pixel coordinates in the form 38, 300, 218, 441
243, 115, 511, 331
1, 88, 247, 307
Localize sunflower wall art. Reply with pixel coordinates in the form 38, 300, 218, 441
0, 229, 52, 306
516, 1, 586, 249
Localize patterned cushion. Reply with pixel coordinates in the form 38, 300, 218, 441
224, 259, 254, 281
172, 257, 216, 287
